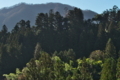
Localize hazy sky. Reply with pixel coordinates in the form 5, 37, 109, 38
0, 0, 120, 14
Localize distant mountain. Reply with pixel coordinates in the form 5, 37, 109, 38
0, 2, 98, 31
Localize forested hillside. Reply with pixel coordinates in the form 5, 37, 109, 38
0, 5, 120, 80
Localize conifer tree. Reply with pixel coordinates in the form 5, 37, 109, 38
116, 57, 120, 80
25, 20, 31, 28
34, 42, 41, 59
100, 58, 116, 80
1, 25, 8, 34
12, 23, 19, 33
104, 38, 116, 58
54, 11, 63, 32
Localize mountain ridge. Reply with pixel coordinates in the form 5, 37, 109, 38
0, 2, 98, 31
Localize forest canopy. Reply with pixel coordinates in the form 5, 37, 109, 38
0, 5, 120, 80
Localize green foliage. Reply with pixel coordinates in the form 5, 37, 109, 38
3, 51, 103, 80
104, 38, 116, 58
0, 6, 120, 80
100, 58, 116, 80
3, 68, 22, 80
116, 58, 120, 80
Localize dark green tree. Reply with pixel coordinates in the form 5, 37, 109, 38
1, 25, 8, 34
104, 38, 116, 58
11, 23, 19, 33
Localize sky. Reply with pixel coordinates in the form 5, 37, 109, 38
0, 0, 120, 14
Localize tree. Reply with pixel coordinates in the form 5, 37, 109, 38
92, 14, 103, 24
48, 9, 55, 30
54, 11, 63, 32
116, 57, 120, 80
26, 20, 31, 28
18, 20, 26, 28
89, 50, 104, 60
52, 56, 65, 80
34, 42, 42, 59
11, 23, 19, 33
104, 38, 116, 58
100, 58, 116, 80
1, 25, 8, 34
36, 13, 45, 30
77, 58, 93, 80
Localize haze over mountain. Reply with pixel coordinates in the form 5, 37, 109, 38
0, 2, 97, 31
